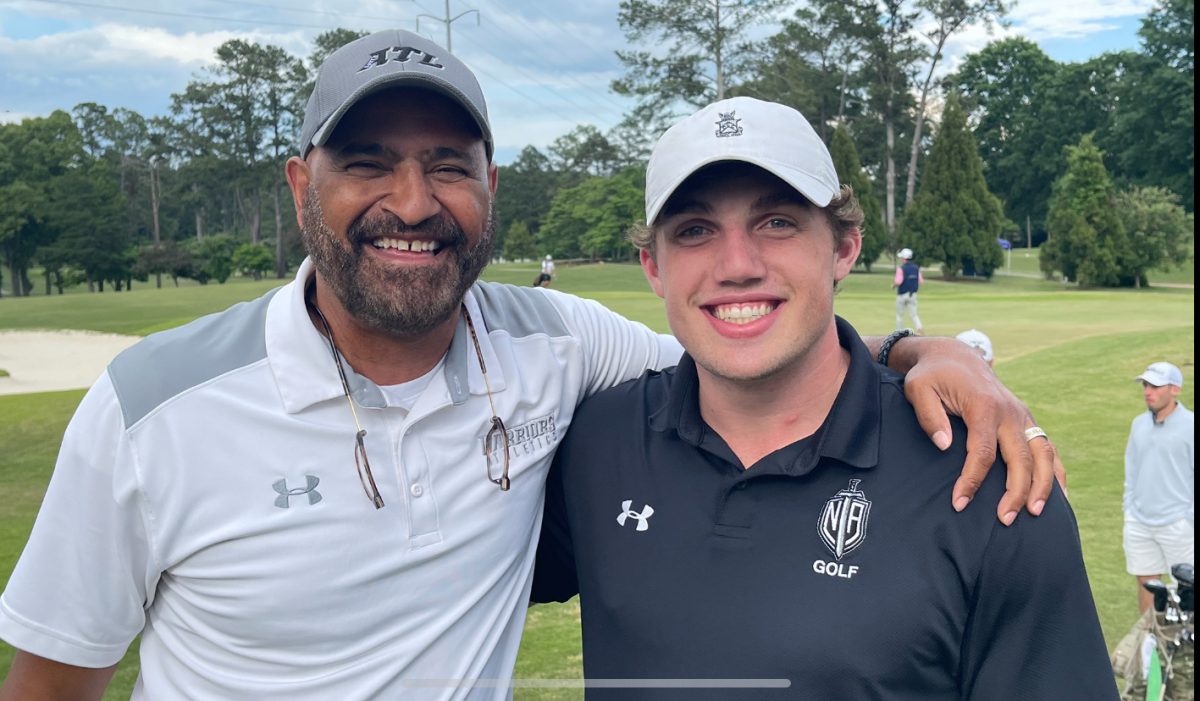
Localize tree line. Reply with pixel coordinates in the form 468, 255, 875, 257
1, 0, 1192, 297
504, 0, 1191, 284
0, 28, 360, 297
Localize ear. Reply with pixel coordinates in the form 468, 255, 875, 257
640, 248, 665, 299
285, 156, 312, 229
487, 163, 499, 198
833, 227, 863, 283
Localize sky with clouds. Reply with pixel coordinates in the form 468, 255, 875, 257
0, 0, 1158, 164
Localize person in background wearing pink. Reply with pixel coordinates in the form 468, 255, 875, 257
893, 247, 923, 333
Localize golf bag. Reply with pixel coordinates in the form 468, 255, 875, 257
1113, 607, 1193, 700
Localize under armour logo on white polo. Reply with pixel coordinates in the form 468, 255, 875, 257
273, 475, 322, 508
617, 500, 654, 531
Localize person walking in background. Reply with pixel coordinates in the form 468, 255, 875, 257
1124, 361, 1194, 612
956, 328, 994, 367
534, 254, 555, 287
893, 247, 923, 333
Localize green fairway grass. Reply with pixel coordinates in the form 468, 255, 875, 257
0, 262, 1193, 698
993, 245, 1194, 287
862, 246, 1194, 287
0, 276, 286, 336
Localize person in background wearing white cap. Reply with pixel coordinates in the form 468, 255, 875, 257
956, 328, 994, 367
535, 253, 555, 287
0, 31, 1063, 700
533, 97, 1112, 699
1124, 361, 1194, 612
893, 247, 924, 333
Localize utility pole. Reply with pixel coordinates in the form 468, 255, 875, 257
416, 0, 479, 52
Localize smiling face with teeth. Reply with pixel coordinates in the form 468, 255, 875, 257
286, 88, 498, 339
641, 162, 861, 386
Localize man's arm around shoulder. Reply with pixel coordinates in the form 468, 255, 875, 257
0, 651, 116, 701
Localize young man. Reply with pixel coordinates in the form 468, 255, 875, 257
533, 97, 1116, 699
1124, 361, 1194, 612
0, 32, 1059, 699
894, 247, 924, 333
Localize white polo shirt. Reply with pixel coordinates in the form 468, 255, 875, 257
0, 260, 680, 699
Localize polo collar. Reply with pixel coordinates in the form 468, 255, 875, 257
648, 316, 881, 474
267, 258, 505, 414
1151, 401, 1189, 426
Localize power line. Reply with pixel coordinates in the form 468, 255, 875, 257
473, 0, 631, 116
413, 0, 479, 53
465, 54, 603, 130
466, 10, 629, 120
19, 0, 429, 31
15, 0, 614, 142
408, 0, 626, 125
19, 0, 339, 30
197, 0, 409, 25
427, 0, 632, 117
404, 0, 593, 126
464, 23, 626, 123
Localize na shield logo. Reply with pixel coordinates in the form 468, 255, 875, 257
817, 479, 871, 560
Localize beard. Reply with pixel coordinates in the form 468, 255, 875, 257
300, 185, 495, 338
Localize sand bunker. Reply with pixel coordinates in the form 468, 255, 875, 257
0, 330, 141, 396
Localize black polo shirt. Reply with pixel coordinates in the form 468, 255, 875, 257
533, 317, 1117, 700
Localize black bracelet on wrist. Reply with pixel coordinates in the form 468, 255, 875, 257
877, 329, 916, 368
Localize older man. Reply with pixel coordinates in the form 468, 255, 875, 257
2, 31, 1056, 700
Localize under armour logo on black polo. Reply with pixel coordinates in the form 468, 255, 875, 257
616, 500, 654, 531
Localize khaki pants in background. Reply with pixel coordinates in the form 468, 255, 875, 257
895, 292, 922, 332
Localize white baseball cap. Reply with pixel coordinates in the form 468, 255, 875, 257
1135, 361, 1184, 388
897, 248, 914, 260
644, 96, 839, 225
955, 329, 993, 363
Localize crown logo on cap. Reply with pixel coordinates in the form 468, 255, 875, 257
715, 111, 743, 138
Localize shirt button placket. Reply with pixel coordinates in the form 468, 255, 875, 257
400, 431, 441, 546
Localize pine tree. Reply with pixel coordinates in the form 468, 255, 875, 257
1040, 134, 1130, 287
829, 123, 886, 272
898, 94, 1007, 279
1115, 186, 1193, 288
503, 220, 537, 262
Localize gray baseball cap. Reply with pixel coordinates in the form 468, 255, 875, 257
298, 29, 492, 160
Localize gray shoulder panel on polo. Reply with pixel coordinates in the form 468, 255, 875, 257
470, 281, 570, 339
107, 288, 280, 428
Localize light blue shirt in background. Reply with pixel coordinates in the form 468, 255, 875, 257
1124, 402, 1194, 526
